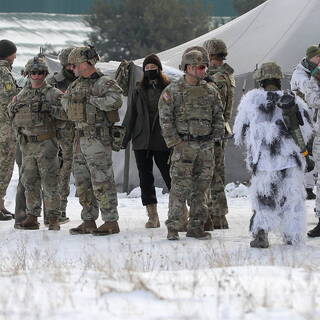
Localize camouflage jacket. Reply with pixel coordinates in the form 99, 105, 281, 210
0, 60, 20, 124
206, 63, 235, 124
61, 71, 123, 131
158, 77, 224, 148
7, 81, 67, 137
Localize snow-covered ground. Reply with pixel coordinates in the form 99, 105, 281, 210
1, 167, 320, 320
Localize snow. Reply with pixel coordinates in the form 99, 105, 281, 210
0, 166, 320, 319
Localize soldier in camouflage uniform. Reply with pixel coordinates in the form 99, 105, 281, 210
46, 47, 77, 225
203, 38, 235, 230
159, 48, 224, 240
7, 57, 67, 230
61, 46, 123, 236
0, 39, 19, 221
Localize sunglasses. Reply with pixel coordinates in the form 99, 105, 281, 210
30, 71, 46, 75
194, 65, 207, 71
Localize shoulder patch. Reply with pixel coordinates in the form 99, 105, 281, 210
4, 82, 13, 91
162, 91, 172, 104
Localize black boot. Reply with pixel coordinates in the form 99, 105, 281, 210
0, 209, 12, 221
307, 219, 320, 237
306, 188, 316, 200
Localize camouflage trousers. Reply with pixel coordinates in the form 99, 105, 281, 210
20, 137, 60, 218
0, 122, 16, 200
313, 134, 320, 217
57, 122, 74, 213
166, 140, 214, 231
73, 134, 118, 222
208, 142, 228, 217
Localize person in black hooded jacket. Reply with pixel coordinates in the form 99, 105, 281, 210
122, 54, 172, 228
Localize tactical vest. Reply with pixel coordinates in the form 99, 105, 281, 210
172, 81, 213, 137
13, 86, 55, 135
67, 77, 106, 126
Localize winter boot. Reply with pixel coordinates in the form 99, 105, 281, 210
0, 209, 13, 221
59, 211, 70, 224
307, 219, 320, 237
212, 216, 229, 229
69, 221, 97, 235
14, 211, 27, 229
178, 205, 189, 232
145, 204, 160, 228
306, 188, 316, 200
92, 221, 120, 236
250, 229, 269, 248
186, 226, 212, 240
48, 216, 60, 231
204, 216, 214, 231
18, 215, 39, 230
0, 198, 13, 221
167, 228, 179, 240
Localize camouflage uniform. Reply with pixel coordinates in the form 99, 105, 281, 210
61, 47, 122, 235
0, 60, 19, 213
7, 57, 67, 230
159, 49, 224, 240
46, 47, 76, 220
203, 39, 235, 228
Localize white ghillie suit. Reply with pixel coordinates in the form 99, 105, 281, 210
234, 88, 313, 243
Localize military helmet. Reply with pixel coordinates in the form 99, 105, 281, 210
253, 62, 283, 82
68, 46, 100, 65
180, 46, 209, 71
24, 56, 49, 75
203, 38, 227, 56
58, 47, 75, 66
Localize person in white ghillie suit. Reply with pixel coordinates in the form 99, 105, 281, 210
234, 62, 314, 248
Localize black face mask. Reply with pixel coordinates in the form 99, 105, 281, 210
144, 69, 159, 81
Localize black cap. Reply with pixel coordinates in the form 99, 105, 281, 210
143, 53, 162, 71
0, 39, 17, 59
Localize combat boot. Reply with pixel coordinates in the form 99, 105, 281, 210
18, 215, 39, 230
0, 209, 13, 221
250, 229, 269, 248
167, 228, 179, 240
145, 204, 160, 228
186, 227, 212, 240
59, 211, 70, 224
69, 221, 97, 235
1, 208, 14, 218
306, 188, 316, 200
178, 205, 189, 232
307, 219, 320, 237
204, 216, 214, 231
92, 221, 120, 236
212, 216, 229, 229
48, 216, 60, 231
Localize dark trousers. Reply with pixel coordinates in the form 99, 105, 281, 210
134, 150, 171, 206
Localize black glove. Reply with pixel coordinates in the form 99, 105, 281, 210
277, 91, 295, 110
305, 155, 315, 173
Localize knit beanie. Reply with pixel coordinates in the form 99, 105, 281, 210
143, 53, 162, 71
0, 40, 17, 59
306, 45, 320, 60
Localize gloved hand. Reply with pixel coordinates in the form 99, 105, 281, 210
277, 91, 296, 110
305, 155, 315, 173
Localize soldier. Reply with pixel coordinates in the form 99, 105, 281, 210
7, 57, 67, 230
291, 45, 320, 201
234, 62, 314, 248
0, 39, 19, 220
203, 38, 235, 230
61, 46, 123, 236
158, 48, 224, 240
45, 47, 77, 225
302, 47, 320, 237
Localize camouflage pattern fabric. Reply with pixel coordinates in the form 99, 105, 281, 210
47, 69, 76, 214
8, 82, 66, 218
0, 60, 19, 201
61, 72, 122, 222
159, 77, 224, 231
206, 64, 235, 218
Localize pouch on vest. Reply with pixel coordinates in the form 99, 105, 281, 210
67, 101, 86, 122
106, 110, 120, 123
110, 125, 126, 152
85, 103, 96, 125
